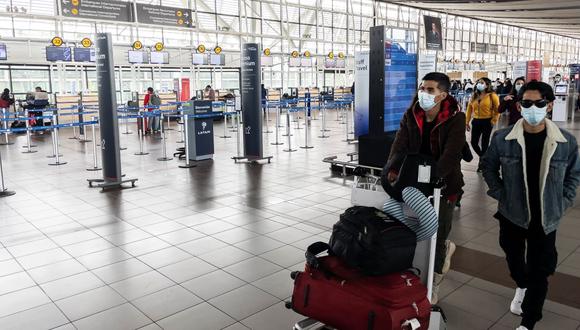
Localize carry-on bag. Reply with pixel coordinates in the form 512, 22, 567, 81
329, 206, 417, 276
287, 242, 431, 330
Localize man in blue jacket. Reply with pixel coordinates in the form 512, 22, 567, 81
481, 81, 580, 330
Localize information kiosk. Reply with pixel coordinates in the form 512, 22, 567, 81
552, 83, 569, 122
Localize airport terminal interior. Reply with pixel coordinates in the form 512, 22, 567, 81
1, 0, 580, 329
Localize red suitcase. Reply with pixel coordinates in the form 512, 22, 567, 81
287, 243, 431, 330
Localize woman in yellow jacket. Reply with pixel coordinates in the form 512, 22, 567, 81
466, 77, 500, 172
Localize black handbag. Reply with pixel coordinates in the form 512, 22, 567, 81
328, 206, 417, 276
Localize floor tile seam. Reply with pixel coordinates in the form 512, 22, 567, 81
0, 301, 72, 328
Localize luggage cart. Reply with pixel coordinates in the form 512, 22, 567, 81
291, 169, 447, 330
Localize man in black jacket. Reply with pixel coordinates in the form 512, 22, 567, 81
386, 72, 466, 303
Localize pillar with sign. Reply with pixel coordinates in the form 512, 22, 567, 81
237, 43, 272, 163
88, 33, 137, 189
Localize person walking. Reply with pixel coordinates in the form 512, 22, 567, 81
466, 77, 500, 172
385, 72, 465, 304
498, 77, 525, 126
481, 81, 580, 330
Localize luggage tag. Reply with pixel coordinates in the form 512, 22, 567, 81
402, 318, 421, 330
417, 164, 431, 184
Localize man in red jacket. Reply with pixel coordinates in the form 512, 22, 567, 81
386, 72, 466, 303
142, 87, 154, 133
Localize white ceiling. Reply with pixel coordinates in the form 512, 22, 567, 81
384, 0, 580, 39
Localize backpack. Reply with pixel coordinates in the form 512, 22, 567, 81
149, 94, 161, 106
328, 206, 417, 276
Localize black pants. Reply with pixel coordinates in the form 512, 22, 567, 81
434, 197, 456, 274
498, 215, 557, 330
471, 118, 493, 157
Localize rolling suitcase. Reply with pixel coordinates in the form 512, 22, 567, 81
287, 242, 431, 330
290, 171, 447, 330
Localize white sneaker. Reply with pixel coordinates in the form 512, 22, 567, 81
510, 288, 527, 316
516, 326, 528, 330
431, 273, 444, 304
442, 240, 456, 274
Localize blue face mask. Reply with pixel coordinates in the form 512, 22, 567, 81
521, 105, 548, 126
476, 83, 486, 92
418, 91, 438, 111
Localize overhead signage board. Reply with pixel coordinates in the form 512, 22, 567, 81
354, 51, 369, 138
135, 4, 193, 28
60, 0, 133, 22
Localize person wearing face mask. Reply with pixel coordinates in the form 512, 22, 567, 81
386, 72, 465, 304
498, 77, 525, 126
481, 81, 580, 330
465, 77, 500, 172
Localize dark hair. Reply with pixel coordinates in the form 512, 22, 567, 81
421, 72, 451, 92
147, 87, 154, 93
1, 88, 9, 101
519, 80, 555, 102
511, 77, 526, 96
475, 77, 494, 96
206, 85, 212, 89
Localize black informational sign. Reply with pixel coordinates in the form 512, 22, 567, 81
135, 4, 193, 28
95, 33, 122, 183
184, 101, 214, 160
423, 16, 443, 51
46, 47, 72, 62
60, 0, 133, 22
241, 43, 263, 159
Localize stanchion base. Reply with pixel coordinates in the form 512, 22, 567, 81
78, 139, 92, 143
294, 127, 303, 130
68, 137, 78, 140
300, 146, 314, 149
283, 149, 297, 152
46, 154, 63, 158
263, 130, 273, 134
178, 163, 197, 168
219, 136, 232, 139
0, 190, 16, 197
271, 142, 284, 145
86, 167, 102, 171
318, 136, 330, 139
22, 145, 37, 148
165, 128, 175, 131
134, 152, 149, 156
176, 140, 184, 143
281, 134, 293, 137
122, 132, 134, 135
233, 156, 273, 164
343, 138, 356, 143
49, 161, 68, 166
0, 142, 14, 146
22, 150, 38, 154
120, 147, 127, 151
157, 157, 173, 161
88, 178, 138, 189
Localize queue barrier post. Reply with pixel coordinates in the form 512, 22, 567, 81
300, 107, 313, 149
318, 102, 329, 139
176, 112, 184, 143
264, 103, 273, 134
49, 114, 67, 166
0, 108, 13, 145
135, 112, 149, 156
283, 110, 297, 153
294, 107, 302, 130
220, 112, 232, 139
271, 105, 283, 146
22, 110, 38, 154
122, 108, 133, 135
87, 117, 101, 171
178, 113, 197, 168
157, 113, 173, 162
0, 148, 15, 197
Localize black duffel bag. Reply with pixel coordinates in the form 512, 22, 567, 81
328, 206, 417, 276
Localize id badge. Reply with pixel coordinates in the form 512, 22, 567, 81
418, 165, 431, 184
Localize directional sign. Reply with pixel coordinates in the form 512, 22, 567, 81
81, 38, 92, 48
51, 37, 64, 47
60, 0, 133, 22
135, 4, 193, 28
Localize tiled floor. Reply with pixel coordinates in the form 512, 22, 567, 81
1, 109, 580, 330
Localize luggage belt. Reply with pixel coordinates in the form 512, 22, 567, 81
322, 154, 382, 177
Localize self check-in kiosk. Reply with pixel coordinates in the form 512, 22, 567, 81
552, 83, 569, 122
182, 100, 215, 161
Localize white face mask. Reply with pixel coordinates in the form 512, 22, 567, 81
476, 83, 486, 91
515, 84, 523, 92
521, 105, 548, 126
418, 91, 439, 111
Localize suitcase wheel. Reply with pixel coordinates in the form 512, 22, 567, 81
290, 271, 300, 280
285, 301, 293, 309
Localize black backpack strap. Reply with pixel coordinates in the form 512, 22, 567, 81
305, 242, 330, 268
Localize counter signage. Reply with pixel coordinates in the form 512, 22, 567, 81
135, 3, 193, 28
60, 0, 134, 22
241, 43, 263, 159
354, 51, 370, 138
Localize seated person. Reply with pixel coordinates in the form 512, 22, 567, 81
383, 186, 438, 241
